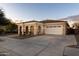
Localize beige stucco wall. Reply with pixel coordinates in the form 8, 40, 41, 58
17, 23, 23, 35
17, 21, 67, 36
24, 22, 43, 35
17, 22, 44, 35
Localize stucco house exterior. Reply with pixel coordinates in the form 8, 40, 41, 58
17, 20, 70, 36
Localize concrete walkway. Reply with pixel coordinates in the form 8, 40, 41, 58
0, 35, 76, 56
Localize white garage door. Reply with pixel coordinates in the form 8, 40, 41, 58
45, 25, 63, 35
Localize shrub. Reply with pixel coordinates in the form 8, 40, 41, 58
0, 29, 4, 34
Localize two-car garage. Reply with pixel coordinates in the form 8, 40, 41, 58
45, 24, 64, 35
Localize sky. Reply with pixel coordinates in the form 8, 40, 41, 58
0, 3, 79, 23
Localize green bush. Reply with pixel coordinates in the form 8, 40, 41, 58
0, 29, 4, 34
5, 23, 18, 33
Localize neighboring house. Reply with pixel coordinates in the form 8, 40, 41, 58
17, 20, 70, 35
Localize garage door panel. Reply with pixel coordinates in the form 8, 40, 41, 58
45, 25, 63, 35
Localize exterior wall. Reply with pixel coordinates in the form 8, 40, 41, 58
24, 22, 42, 35
17, 22, 44, 35
17, 23, 23, 35
36, 23, 44, 35
23, 22, 37, 35
17, 21, 68, 36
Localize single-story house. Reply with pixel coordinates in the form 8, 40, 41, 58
17, 20, 70, 35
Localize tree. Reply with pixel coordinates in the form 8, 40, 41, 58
6, 23, 18, 33
0, 8, 18, 34
0, 9, 10, 26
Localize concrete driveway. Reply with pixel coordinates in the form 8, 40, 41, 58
0, 35, 76, 56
